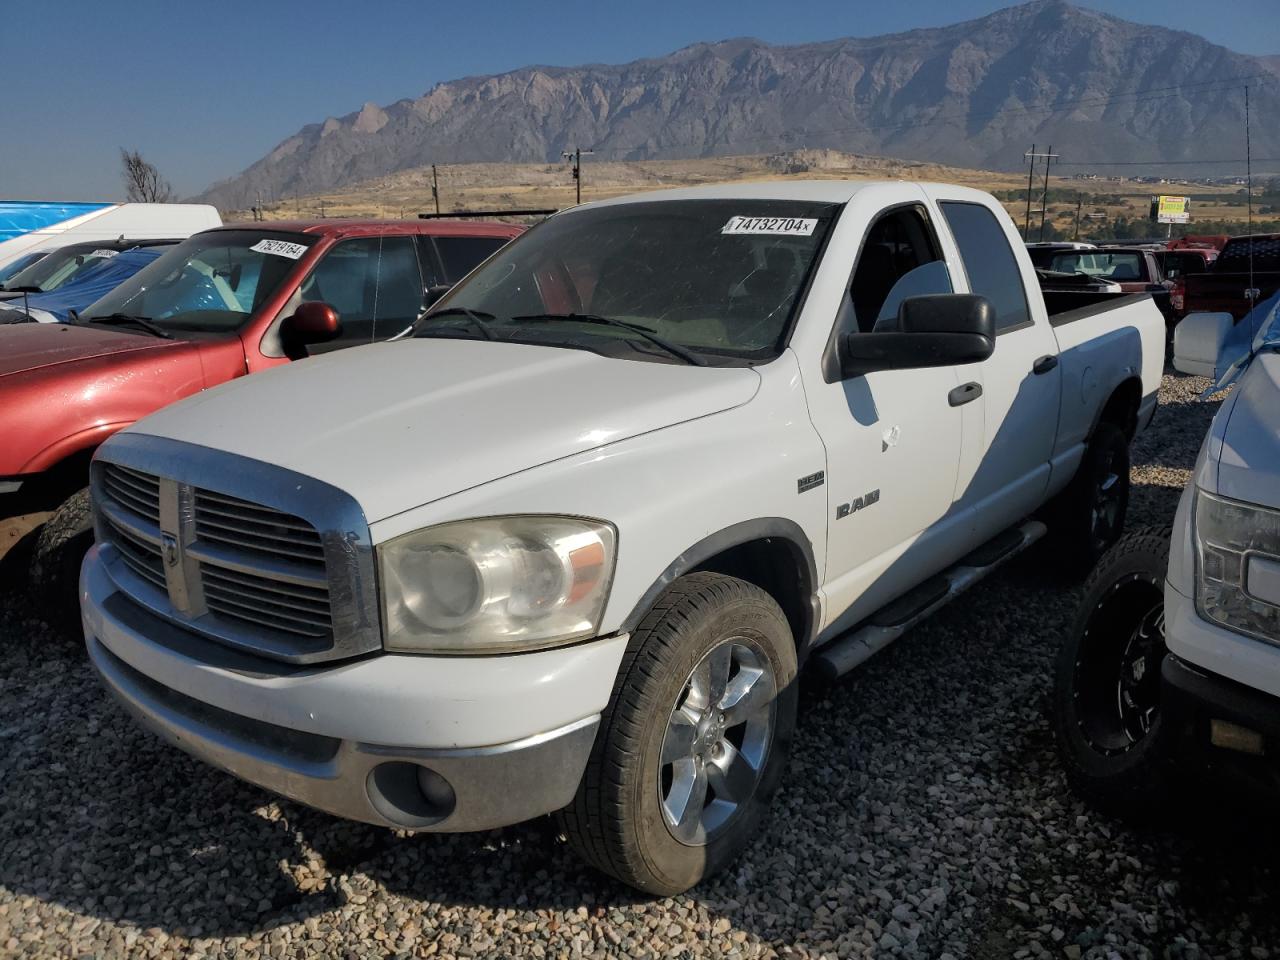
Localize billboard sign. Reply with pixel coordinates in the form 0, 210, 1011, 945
1151, 195, 1191, 224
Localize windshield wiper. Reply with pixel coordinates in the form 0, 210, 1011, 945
86, 312, 174, 339
510, 313, 706, 366
413, 306, 499, 340
3, 284, 42, 293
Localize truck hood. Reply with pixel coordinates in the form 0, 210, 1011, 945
1212, 351, 1280, 508
0, 322, 176, 378
128, 339, 761, 522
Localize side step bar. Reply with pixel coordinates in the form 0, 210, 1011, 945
811, 519, 1047, 683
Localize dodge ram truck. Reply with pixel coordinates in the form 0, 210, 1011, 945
81, 181, 1164, 895
0, 218, 521, 628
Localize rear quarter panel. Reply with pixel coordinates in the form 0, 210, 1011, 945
1048, 295, 1164, 465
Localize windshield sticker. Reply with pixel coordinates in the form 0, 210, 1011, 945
88, 249, 118, 259
250, 239, 308, 260
721, 216, 818, 237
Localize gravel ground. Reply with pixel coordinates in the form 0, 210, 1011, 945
2, 371, 1278, 960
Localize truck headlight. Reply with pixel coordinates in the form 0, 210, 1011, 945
378, 516, 616, 653
1194, 489, 1280, 643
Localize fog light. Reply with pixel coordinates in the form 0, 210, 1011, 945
1209, 719, 1266, 756
367, 762, 457, 827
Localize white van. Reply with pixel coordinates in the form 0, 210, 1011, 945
0, 201, 221, 269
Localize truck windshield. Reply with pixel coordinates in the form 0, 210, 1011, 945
81, 230, 315, 334
416, 199, 838, 364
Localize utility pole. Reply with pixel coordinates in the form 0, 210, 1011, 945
1023, 144, 1036, 241
432, 164, 440, 215
1023, 145, 1059, 241
562, 147, 594, 205
1073, 194, 1082, 241
1039, 144, 1056, 242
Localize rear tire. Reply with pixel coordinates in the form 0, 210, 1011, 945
30, 487, 93, 642
1052, 526, 1173, 814
1050, 421, 1130, 575
558, 572, 798, 896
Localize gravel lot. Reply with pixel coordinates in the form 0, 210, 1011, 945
3, 371, 1278, 960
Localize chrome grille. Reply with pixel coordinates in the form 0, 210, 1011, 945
91, 438, 378, 665
102, 464, 160, 524
103, 514, 166, 591
194, 490, 326, 565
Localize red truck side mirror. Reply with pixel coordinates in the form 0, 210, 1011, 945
280, 301, 342, 360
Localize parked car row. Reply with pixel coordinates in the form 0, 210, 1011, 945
6, 179, 1272, 897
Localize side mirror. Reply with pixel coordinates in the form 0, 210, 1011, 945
280, 301, 342, 360
1173, 312, 1233, 378
424, 284, 451, 308
840, 294, 995, 378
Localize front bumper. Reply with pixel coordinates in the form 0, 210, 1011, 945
82, 544, 628, 831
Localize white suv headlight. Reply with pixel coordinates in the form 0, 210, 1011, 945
1194, 489, 1280, 643
378, 516, 616, 653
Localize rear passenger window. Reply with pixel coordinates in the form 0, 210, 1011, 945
940, 202, 1030, 333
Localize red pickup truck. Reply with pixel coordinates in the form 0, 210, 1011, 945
0, 218, 522, 628
1177, 233, 1280, 321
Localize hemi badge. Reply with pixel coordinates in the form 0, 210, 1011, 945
797, 471, 825, 494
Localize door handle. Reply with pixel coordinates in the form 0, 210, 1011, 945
1032, 355, 1059, 375
948, 381, 983, 407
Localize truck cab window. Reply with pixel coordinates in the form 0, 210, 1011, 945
850, 206, 947, 332
939, 201, 1031, 333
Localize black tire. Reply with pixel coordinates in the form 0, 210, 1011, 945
558, 572, 798, 896
1052, 526, 1173, 814
30, 486, 94, 642
1050, 421, 1131, 575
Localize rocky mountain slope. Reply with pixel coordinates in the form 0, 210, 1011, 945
197, 0, 1279, 210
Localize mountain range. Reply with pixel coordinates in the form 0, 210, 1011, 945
196, 0, 1280, 210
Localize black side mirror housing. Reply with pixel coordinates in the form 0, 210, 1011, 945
840, 294, 995, 378
280, 301, 342, 360
424, 284, 451, 308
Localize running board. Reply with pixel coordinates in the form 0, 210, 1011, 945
811, 519, 1047, 683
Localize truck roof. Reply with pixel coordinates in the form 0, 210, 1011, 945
583, 180, 906, 208
211, 219, 524, 240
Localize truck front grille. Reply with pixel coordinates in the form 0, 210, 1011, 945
92, 439, 380, 665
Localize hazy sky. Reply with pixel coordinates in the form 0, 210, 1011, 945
2, 0, 1274, 200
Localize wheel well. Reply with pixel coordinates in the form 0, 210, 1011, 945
691, 537, 814, 650
1097, 377, 1142, 440
9, 448, 95, 514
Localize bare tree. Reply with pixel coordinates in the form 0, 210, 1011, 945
120, 148, 173, 203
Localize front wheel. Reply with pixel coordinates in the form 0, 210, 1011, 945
558, 572, 798, 896
1052, 526, 1173, 813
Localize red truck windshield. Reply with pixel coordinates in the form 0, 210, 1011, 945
81, 230, 315, 334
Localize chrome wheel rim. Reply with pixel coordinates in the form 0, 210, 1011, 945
658, 639, 776, 847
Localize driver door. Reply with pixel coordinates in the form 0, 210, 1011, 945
804, 204, 975, 636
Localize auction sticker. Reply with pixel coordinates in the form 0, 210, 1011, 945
721, 216, 817, 236
250, 238, 308, 259
88, 249, 119, 259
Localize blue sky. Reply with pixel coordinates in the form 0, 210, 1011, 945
2, 0, 1274, 200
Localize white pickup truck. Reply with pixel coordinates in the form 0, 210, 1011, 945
1054, 297, 1280, 807
80, 181, 1164, 894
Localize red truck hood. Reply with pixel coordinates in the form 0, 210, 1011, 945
0, 323, 177, 378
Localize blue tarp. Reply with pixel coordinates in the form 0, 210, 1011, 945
0, 201, 113, 243
5, 247, 164, 323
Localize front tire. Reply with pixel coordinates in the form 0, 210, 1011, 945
1052, 526, 1172, 813
30, 486, 94, 642
559, 572, 798, 895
